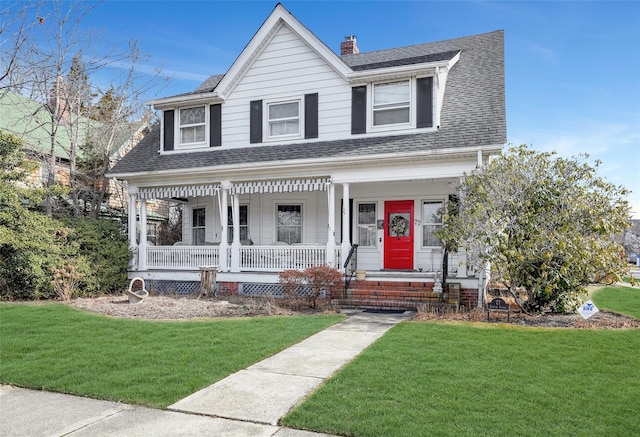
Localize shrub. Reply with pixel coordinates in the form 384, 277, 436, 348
279, 265, 343, 309
62, 218, 130, 294
51, 260, 85, 301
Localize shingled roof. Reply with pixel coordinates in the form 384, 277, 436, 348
110, 30, 505, 177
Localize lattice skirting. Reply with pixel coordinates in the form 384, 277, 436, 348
146, 280, 206, 295
145, 280, 319, 298
241, 283, 317, 297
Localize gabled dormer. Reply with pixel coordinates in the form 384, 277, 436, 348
345, 47, 460, 135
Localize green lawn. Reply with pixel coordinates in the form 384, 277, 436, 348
0, 303, 343, 407
592, 285, 640, 319
284, 312, 640, 436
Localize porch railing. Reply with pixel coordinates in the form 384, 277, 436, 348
144, 244, 341, 272
146, 246, 220, 270
240, 245, 326, 271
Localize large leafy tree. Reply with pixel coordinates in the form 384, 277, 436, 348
438, 145, 630, 314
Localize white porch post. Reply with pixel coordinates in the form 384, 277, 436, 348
127, 191, 138, 269
340, 183, 351, 269
128, 193, 137, 248
456, 247, 468, 278
218, 183, 230, 271
138, 200, 148, 270
326, 183, 336, 267
230, 194, 240, 272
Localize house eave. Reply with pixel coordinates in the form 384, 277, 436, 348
347, 52, 460, 84
148, 92, 224, 109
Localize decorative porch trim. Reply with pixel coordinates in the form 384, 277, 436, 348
230, 177, 330, 195
138, 184, 220, 200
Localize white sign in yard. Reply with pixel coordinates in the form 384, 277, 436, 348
578, 300, 599, 320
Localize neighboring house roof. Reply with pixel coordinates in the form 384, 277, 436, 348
110, 29, 506, 177
0, 91, 99, 160
0, 90, 151, 162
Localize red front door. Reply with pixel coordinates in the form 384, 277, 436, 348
384, 200, 414, 270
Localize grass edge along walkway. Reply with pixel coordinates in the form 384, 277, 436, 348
0, 302, 344, 408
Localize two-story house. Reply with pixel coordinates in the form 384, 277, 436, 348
109, 4, 506, 308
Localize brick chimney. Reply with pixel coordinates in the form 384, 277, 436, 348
340, 35, 359, 55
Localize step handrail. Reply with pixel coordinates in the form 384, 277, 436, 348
343, 244, 359, 298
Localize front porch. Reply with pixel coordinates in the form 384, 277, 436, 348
125, 175, 490, 309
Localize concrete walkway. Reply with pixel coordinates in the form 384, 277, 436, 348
1, 310, 412, 436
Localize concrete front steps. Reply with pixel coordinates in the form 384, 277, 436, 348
333, 279, 455, 311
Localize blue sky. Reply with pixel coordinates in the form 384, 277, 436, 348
56, 1, 640, 216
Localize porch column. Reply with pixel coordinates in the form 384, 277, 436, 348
128, 193, 137, 249
230, 194, 240, 272
218, 183, 230, 271
478, 261, 490, 308
326, 183, 336, 267
127, 192, 138, 269
138, 200, 148, 270
340, 183, 351, 269
456, 247, 468, 277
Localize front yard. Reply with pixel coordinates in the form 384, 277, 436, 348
0, 303, 343, 407
1, 285, 638, 436
282, 321, 640, 436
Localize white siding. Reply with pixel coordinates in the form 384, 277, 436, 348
175, 179, 458, 271
221, 23, 352, 148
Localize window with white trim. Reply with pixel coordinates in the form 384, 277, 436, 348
373, 80, 410, 126
357, 203, 377, 247
227, 205, 249, 243
267, 101, 300, 138
422, 201, 443, 247
276, 204, 302, 244
192, 207, 206, 245
179, 106, 206, 145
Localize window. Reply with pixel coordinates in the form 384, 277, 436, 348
373, 80, 410, 126
276, 204, 302, 244
268, 101, 300, 138
357, 203, 377, 247
192, 207, 206, 245
147, 223, 158, 245
227, 205, 249, 243
179, 106, 206, 145
422, 201, 443, 247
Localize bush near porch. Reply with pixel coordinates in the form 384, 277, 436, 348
279, 265, 343, 309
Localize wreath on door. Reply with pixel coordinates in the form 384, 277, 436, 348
390, 215, 408, 236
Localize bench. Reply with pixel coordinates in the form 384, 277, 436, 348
486, 297, 510, 322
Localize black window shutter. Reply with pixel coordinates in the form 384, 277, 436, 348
163, 110, 174, 151
210, 104, 222, 147
351, 86, 367, 134
417, 77, 433, 128
304, 93, 318, 139
249, 100, 262, 144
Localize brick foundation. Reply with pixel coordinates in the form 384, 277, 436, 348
461, 288, 478, 309
218, 281, 239, 296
